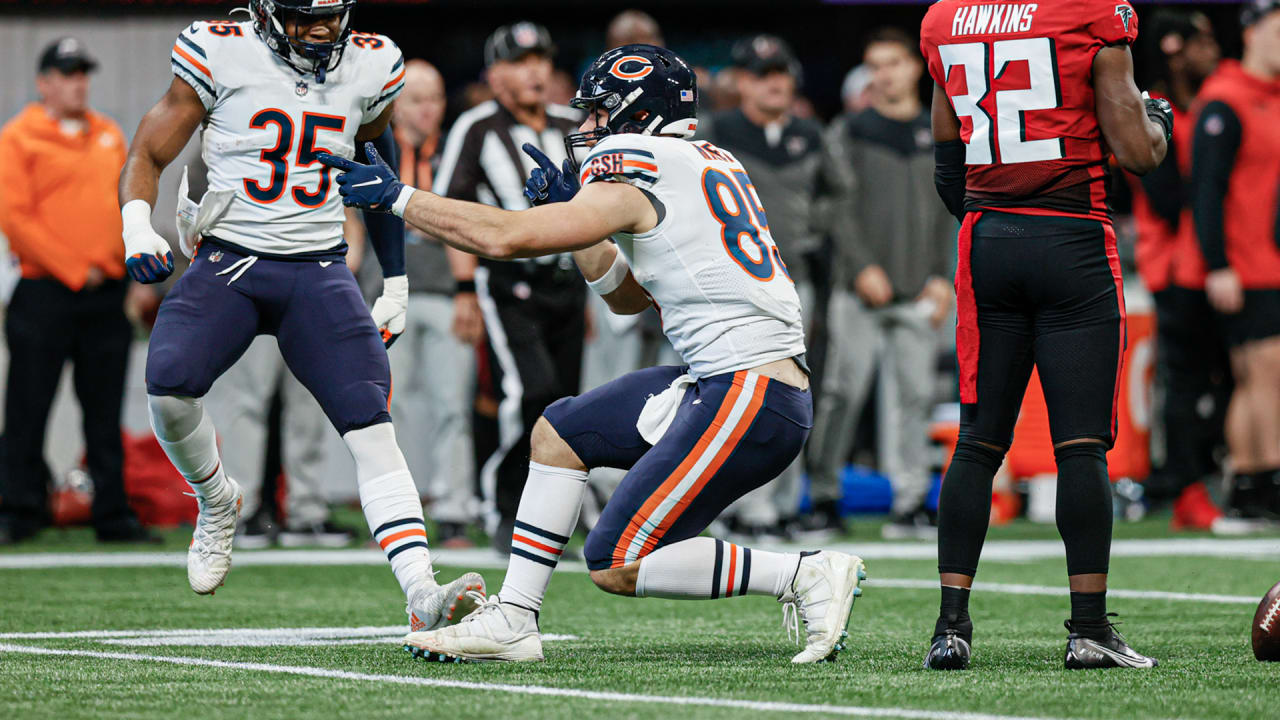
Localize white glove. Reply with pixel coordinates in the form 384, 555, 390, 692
122, 199, 175, 284
371, 275, 408, 348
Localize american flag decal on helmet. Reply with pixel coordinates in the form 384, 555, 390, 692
680, 89, 694, 102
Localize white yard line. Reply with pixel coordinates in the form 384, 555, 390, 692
0, 642, 1089, 720
0, 537, 1276, 571
0, 626, 577, 646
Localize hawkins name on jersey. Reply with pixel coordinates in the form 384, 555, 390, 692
171, 20, 404, 254
579, 133, 806, 378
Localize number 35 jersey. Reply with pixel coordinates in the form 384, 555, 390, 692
920, 1, 1139, 221
579, 134, 806, 378
170, 21, 404, 253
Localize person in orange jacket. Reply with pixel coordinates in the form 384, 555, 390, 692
0, 38, 156, 544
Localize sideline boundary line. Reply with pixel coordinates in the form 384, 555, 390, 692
0, 642, 1096, 720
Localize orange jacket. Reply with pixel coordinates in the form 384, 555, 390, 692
0, 103, 127, 291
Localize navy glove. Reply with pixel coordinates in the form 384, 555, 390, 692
318, 143, 406, 212
522, 143, 580, 206
1143, 93, 1175, 144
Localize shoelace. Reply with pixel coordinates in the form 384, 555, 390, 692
781, 601, 801, 645
461, 590, 497, 625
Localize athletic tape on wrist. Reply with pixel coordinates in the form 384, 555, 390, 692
391, 186, 415, 218
121, 199, 154, 240
587, 250, 630, 296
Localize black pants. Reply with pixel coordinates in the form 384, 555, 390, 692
1147, 287, 1232, 503
938, 212, 1121, 577
957, 212, 1125, 447
477, 264, 586, 522
1, 277, 134, 529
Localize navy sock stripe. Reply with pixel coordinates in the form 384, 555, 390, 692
740, 548, 752, 596
385, 540, 428, 561
711, 540, 724, 600
511, 547, 558, 568
513, 519, 570, 545
374, 518, 423, 536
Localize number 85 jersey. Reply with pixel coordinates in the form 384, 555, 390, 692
170, 20, 404, 254
920, 1, 1139, 222
579, 134, 806, 378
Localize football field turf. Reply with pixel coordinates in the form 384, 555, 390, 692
1, 519, 1277, 720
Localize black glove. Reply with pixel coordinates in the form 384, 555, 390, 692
1144, 94, 1174, 144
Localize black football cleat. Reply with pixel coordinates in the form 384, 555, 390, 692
923, 629, 971, 670
1064, 615, 1157, 669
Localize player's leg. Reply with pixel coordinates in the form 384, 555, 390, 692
927, 213, 1036, 670
145, 249, 262, 593
1033, 220, 1155, 669
585, 372, 864, 663
402, 365, 685, 663
272, 260, 481, 628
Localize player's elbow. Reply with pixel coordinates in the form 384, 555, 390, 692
475, 230, 520, 261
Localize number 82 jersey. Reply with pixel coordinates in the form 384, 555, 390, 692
171, 20, 404, 254
919, 1, 1139, 222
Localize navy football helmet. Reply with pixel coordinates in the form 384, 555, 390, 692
564, 44, 699, 171
249, 0, 356, 83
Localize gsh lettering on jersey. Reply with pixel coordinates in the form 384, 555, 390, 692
170, 20, 404, 254
579, 133, 805, 378
921, 0, 1139, 221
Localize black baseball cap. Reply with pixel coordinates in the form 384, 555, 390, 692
1242, 0, 1280, 27
484, 22, 556, 67
731, 34, 801, 78
38, 37, 97, 74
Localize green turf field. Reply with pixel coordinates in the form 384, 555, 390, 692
1, 517, 1277, 720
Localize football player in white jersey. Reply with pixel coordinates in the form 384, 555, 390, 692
117, 0, 483, 630
323, 44, 866, 664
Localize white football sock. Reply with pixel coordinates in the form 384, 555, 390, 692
344, 423, 433, 597
636, 537, 800, 599
148, 394, 233, 506
497, 461, 588, 611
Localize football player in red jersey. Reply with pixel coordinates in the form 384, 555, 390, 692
919, 0, 1172, 669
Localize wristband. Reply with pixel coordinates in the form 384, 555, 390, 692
454, 279, 476, 294
586, 250, 631, 296
391, 186, 415, 218
121, 199, 154, 241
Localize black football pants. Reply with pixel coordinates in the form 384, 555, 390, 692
938, 212, 1122, 577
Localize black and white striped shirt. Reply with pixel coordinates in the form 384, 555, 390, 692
433, 99, 582, 271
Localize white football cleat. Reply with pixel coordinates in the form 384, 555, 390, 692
187, 478, 244, 595
406, 572, 487, 633
780, 551, 867, 664
403, 594, 543, 663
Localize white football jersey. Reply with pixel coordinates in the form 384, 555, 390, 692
579, 134, 806, 378
170, 20, 404, 254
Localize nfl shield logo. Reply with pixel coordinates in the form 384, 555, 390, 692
296, 80, 309, 97
209, 250, 223, 263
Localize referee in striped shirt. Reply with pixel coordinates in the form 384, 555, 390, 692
434, 22, 584, 551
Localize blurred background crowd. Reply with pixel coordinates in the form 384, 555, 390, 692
0, 0, 1276, 549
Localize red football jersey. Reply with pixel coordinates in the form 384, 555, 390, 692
920, 0, 1140, 222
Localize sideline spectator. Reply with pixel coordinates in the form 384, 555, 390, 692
434, 22, 584, 551
809, 28, 954, 540
703, 34, 844, 539
1190, 0, 1280, 526
0, 38, 154, 544
1128, 10, 1228, 531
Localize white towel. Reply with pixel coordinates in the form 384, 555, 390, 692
636, 374, 696, 445
175, 166, 235, 260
